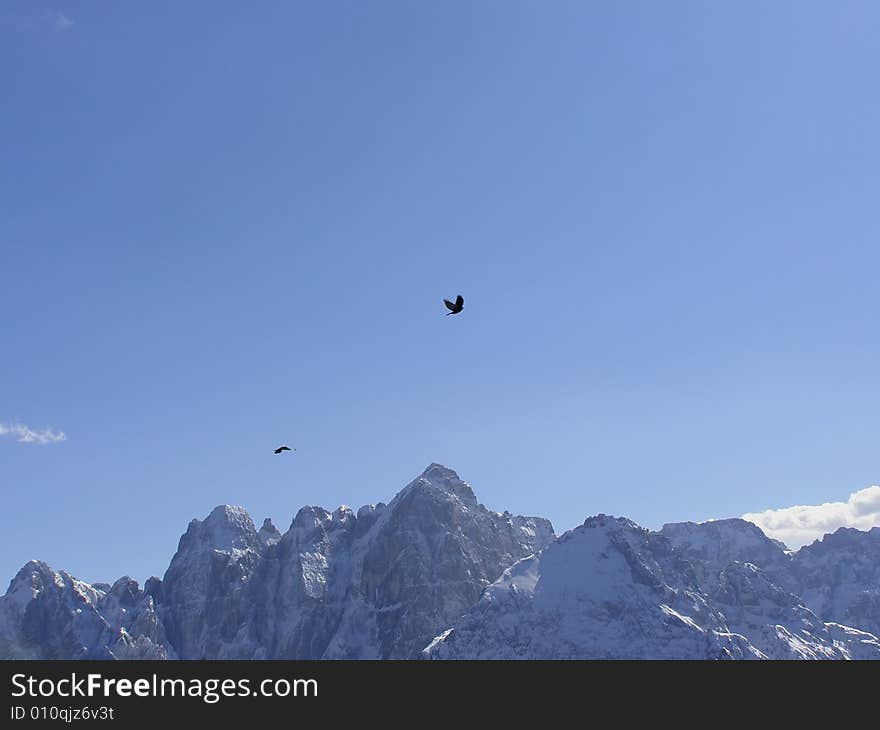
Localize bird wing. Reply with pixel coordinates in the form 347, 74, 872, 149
455, 295, 464, 308
443, 298, 456, 311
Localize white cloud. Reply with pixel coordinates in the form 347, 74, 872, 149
0, 423, 67, 445
52, 12, 73, 33
743, 485, 880, 550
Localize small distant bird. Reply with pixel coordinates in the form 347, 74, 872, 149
273, 446, 295, 454
443, 294, 464, 315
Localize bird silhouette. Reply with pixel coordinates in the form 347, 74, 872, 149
443, 294, 464, 315
273, 446, 294, 454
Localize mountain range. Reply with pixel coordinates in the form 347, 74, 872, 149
2, 464, 879, 660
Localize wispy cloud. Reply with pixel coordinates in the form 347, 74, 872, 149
743, 485, 880, 550
52, 12, 73, 33
0, 423, 67, 445
0, 9, 74, 34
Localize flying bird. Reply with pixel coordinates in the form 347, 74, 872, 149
443, 294, 464, 315
273, 446, 295, 454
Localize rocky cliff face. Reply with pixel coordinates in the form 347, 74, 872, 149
160, 504, 264, 659
2, 465, 879, 660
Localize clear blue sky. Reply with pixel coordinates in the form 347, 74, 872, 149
3, 1, 880, 586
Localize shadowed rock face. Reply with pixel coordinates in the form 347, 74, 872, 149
159, 505, 263, 660
354, 465, 555, 659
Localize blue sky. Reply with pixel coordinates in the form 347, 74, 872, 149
3, 1, 880, 585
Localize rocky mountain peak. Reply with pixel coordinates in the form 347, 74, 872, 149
200, 505, 258, 550
580, 513, 644, 534
396, 463, 478, 507
291, 505, 329, 531
257, 518, 281, 546
5, 560, 58, 610
660, 517, 776, 546
808, 525, 879, 550
108, 577, 140, 605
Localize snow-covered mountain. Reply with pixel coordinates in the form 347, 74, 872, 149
660, 518, 880, 646
424, 516, 762, 659
2, 464, 879, 660
659, 518, 798, 593
0, 561, 172, 660
792, 527, 880, 638
1, 464, 553, 659
424, 516, 880, 660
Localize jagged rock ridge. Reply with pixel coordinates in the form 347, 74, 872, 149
425, 516, 880, 660
2, 466, 879, 660
1, 464, 553, 659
